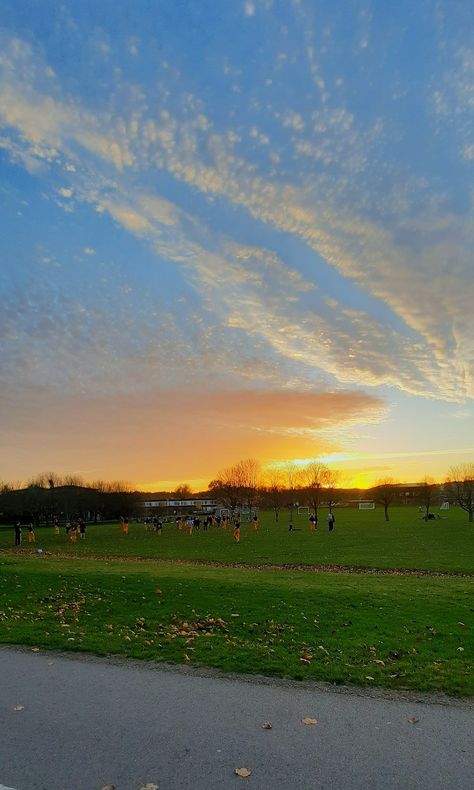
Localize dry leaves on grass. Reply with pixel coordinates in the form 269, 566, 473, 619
101, 785, 115, 790
261, 722, 273, 729
407, 716, 419, 725
13, 705, 25, 711
138, 784, 159, 790
302, 717, 318, 725
234, 768, 252, 777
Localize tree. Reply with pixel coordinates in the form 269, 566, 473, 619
300, 462, 338, 516
173, 484, 192, 500
418, 477, 438, 519
370, 478, 396, 522
323, 469, 340, 514
284, 462, 298, 523
238, 458, 261, 516
208, 464, 244, 514
266, 469, 285, 522
445, 464, 474, 522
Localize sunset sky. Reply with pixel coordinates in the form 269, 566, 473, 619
1, 0, 474, 490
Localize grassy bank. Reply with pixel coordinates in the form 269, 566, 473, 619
1, 554, 473, 696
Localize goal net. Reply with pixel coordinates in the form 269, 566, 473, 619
297, 506, 310, 515
358, 502, 375, 510
440, 501, 450, 511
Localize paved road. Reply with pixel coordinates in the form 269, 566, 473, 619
0, 647, 473, 790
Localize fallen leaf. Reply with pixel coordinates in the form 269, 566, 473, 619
234, 768, 252, 777
365, 676, 375, 681
31, 647, 40, 652
408, 716, 419, 724
457, 646, 465, 652
261, 722, 273, 729
184, 654, 191, 662
458, 622, 466, 627
302, 717, 318, 725
101, 785, 115, 790
13, 705, 24, 711
374, 659, 385, 666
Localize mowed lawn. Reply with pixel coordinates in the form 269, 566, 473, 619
2, 507, 474, 573
0, 555, 473, 696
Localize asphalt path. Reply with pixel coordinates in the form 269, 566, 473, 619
0, 647, 473, 790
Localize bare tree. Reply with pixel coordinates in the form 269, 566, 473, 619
238, 458, 261, 516
418, 477, 438, 519
324, 468, 340, 514
300, 462, 336, 517
209, 463, 245, 514
266, 469, 285, 522
446, 464, 474, 523
284, 462, 298, 523
370, 478, 396, 522
173, 484, 192, 500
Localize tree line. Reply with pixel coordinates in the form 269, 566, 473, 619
209, 460, 474, 524
1, 461, 473, 526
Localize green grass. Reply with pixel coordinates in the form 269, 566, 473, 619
2, 506, 474, 573
1, 554, 473, 696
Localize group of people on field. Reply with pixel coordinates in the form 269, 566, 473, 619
13, 516, 88, 546
13, 509, 335, 548
141, 512, 260, 542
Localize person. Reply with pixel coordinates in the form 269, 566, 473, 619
28, 524, 35, 544
122, 517, 129, 535
288, 522, 293, 532
156, 519, 163, 536
79, 519, 86, 539
54, 518, 60, 536
252, 515, 259, 530
328, 511, 335, 532
14, 522, 22, 546
69, 524, 78, 543
233, 519, 241, 543
193, 516, 201, 531
187, 517, 193, 535
309, 514, 318, 531
222, 515, 228, 530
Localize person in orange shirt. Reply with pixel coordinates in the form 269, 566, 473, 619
187, 518, 193, 535
222, 516, 228, 530
28, 524, 35, 544
122, 518, 129, 535
252, 515, 259, 530
233, 518, 241, 543
70, 525, 77, 543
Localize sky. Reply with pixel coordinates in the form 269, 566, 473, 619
1, 0, 474, 491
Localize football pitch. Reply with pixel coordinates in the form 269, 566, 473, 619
1, 507, 473, 696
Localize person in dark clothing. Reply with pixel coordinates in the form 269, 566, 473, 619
14, 522, 22, 546
328, 512, 335, 531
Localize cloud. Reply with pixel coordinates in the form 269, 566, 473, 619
1, 26, 473, 407
0, 387, 385, 485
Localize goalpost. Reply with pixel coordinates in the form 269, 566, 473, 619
440, 501, 450, 511
358, 502, 375, 510
297, 506, 310, 516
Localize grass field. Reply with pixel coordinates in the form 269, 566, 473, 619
1, 506, 474, 573
1, 507, 473, 695
0, 554, 473, 695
